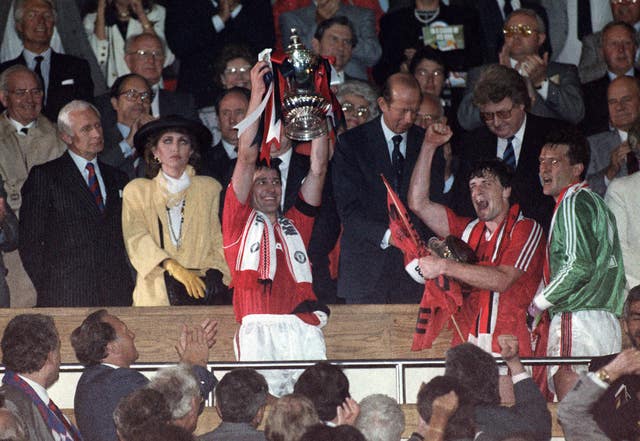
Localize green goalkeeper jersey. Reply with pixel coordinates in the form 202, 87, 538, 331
542, 185, 626, 317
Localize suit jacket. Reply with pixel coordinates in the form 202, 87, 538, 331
165, 0, 275, 108
0, 51, 94, 122
198, 422, 266, 441
0, 0, 107, 96
457, 62, 584, 131
452, 113, 562, 232
0, 112, 66, 213
74, 364, 152, 441
579, 30, 640, 84
202, 141, 235, 189
18, 151, 134, 306
586, 129, 632, 197
0, 383, 57, 441
373, 3, 483, 85
75, 363, 218, 441
332, 117, 447, 303
605, 172, 640, 290
580, 70, 640, 136
95, 89, 198, 179
0, 176, 18, 307
280, 3, 381, 81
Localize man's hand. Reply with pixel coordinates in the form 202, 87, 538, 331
249, 60, 270, 104
418, 254, 446, 280
519, 53, 549, 87
498, 40, 512, 67
432, 390, 459, 422
422, 123, 453, 152
498, 334, 525, 375
200, 318, 218, 348
176, 324, 209, 366
316, 0, 340, 21
126, 114, 156, 153
335, 397, 360, 426
607, 142, 632, 180
603, 348, 640, 383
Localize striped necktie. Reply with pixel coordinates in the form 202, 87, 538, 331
86, 163, 105, 212
503, 136, 516, 170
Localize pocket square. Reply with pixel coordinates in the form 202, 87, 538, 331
61, 79, 75, 86
119, 189, 123, 198
548, 74, 560, 85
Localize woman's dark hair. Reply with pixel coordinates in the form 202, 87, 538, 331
143, 128, 201, 178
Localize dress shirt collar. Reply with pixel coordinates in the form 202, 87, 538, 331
380, 117, 407, 158
117, 122, 131, 139
68, 148, 100, 177
617, 128, 628, 142
18, 374, 49, 404
221, 139, 238, 159
23, 47, 51, 63
6, 113, 36, 134
607, 67, 635, 81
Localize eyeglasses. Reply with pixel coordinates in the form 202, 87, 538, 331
118, 89, 154, 103
8, 88, 44, 97
341, 102, 370, 118
479, 104, 516, 122
611, 0, 638, 4
128, 49, 165, 59
414, 68, 444, 80
503, 24, 538, 37
224, 65, 251, 75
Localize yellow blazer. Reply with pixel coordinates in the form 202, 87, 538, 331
122, 175, 230, 306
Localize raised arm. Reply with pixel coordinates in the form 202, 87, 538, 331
299, 132, 329, 206
408, 123, 453, 238
231, 60, 270, 204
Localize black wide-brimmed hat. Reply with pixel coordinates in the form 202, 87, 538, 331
133, 115, 213, 156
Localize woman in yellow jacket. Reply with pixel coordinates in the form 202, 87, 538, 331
122, 116, 230, 306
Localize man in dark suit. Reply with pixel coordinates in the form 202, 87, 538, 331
98, 74, 155, 180
333, 73, 447, 304
0, 0, 93, 122
202, 87, 249, 188
0, 314, 82, 441
165, 0, 275, 108
18, 100, 134, 306
581, 21, 640, 136
71, 309, 218, 441
452, 64, 564, 233
94, 33, 197, 140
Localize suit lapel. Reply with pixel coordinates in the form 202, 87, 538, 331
58, 152, 105, 216
367, 118, 395, 181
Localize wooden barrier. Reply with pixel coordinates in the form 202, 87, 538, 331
62, 402, 564, 438
0, 305, 454, 363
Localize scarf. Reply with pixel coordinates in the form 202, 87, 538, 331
236, 210, 312, 285
2, 371, 81, 441
154, 165, 193, 208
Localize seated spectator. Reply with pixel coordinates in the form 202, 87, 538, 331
355, 394, 404, 441
558, 348, 640, 441
0, 0, 94, 122
374, 0, 483, 86
71, 309, 218, 441
0, 314, 82, 441
586, 75, 640, 196
280, 0, 381, 81
113, 388, 172, 441
311, 16, 358, 86
579, 0, 640, 84
444, 337, 552, 441
201, 87, 250, 190
265, 394, 320, 441
0, 0, 107, 95
581, 21, 640, 136
410, 376, 475, 441
294, 362, 359, 425
199, 368, 268, 441
165, 0, 274, 109
457, 9, 584, 131
122, 116, 230, 306
606, 172, 640, 290
83, 0, 174, 87
199, 43, 255, 147
148, 364, 203, 433
99, 73, 155, 179
335, 80, 379, 130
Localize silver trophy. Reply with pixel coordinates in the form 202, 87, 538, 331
282, 28, 331, 141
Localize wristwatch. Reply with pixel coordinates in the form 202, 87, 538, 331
596, 368, 611, 384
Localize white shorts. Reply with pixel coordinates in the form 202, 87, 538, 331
546, 310, 621, 390
235, 314, 327, 397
